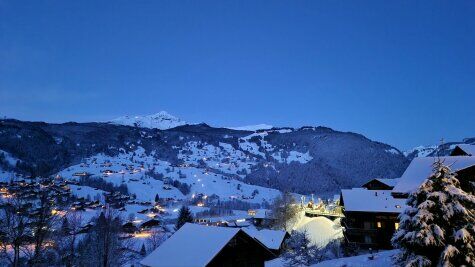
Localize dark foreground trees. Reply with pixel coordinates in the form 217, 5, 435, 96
270, 192, 300, 231
392, 160, 475, 266
76, 207, 134, 267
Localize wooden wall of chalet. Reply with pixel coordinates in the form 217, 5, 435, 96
456, 165, 475, 193
343, 211, 399, 249
207, 231, 275, 267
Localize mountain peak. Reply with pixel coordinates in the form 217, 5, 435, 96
109, 111, 186, 130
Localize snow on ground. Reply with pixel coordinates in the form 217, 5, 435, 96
403, 145, 437, 157
286, 151, 313, 164
58, 147, 280, 204
227, 124, 274, 131
69, 185, 106, 202
266, 250, 397, 267
0, 149, 20, 166
311, 249, 398, 267
109, 111, 186, 130
385, 148, 400, 155
178, 141, 257, 176
292, 212, 343, 247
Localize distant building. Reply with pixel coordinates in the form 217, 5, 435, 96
361, 178, 400, 190
248, 209, 275, 227
450, 144, 475, 156
141, 223, 275, 267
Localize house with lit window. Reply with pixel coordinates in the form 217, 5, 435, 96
341, 152, 475, 250
340, 188, 406, 249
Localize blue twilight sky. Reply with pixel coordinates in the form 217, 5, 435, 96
0, 1, 474, 150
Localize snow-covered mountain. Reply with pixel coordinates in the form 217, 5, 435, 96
227, 124, 274, 131
403, 145, 438, 159
110, 111, 186, 130
404, 138, 475, 160
0, 119, 408, 197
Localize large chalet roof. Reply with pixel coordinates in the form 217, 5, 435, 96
141, 223, 271, 267
341, 188, 406, 213
392, 156, 475, 195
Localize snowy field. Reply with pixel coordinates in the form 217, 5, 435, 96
292, 212, 343, 247
58, 147, 281, 204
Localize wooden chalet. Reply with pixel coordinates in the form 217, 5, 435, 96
248, 209, 275, 227
141, 223, 276, 267
340, 188, 406, 249
341, 152, 475, 250
361, 178, 399, 190
140, 219, 161, 230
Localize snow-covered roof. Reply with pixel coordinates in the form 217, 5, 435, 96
243, 228, 288, 250
141, 223, 241, 267
392, 156, 475, 195
375, 178, 400, 187
251, 209, 273, 219
341, 188, 406, 213
454, 144, 475, 156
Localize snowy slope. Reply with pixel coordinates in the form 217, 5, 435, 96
109, 111, 186, 129
227, 124, 274, 131
311, 250, 398, 267
58, 147, 281, 204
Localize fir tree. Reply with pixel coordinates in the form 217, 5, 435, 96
392, 160, 475, 267
140, 244, 146, 256
175, 206, 193, 230
282, 230, 318, 266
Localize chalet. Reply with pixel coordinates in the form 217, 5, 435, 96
450, 144, 475, 156
342, 153, 475, 250
140, 219, 161, 230
141, 223, 276, 267
248, 209, 275, 227
122, 222, 138, 233
340, 188, 406, 249
361, 178, 400, 190
392, 156, 475, 198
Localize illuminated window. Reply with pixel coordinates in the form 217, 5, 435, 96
377, 221, 382, 228
395, 222, 399, 230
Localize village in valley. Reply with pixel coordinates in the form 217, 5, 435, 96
1, 139, 474, 266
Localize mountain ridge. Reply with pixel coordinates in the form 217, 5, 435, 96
0, 117, 409, 197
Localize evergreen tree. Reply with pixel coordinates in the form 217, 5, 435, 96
282, 230, 318, 266
140, 244, 146, 256
175, 206, 193, 230
154, 194, 160, 203
392, 160, 475, 267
